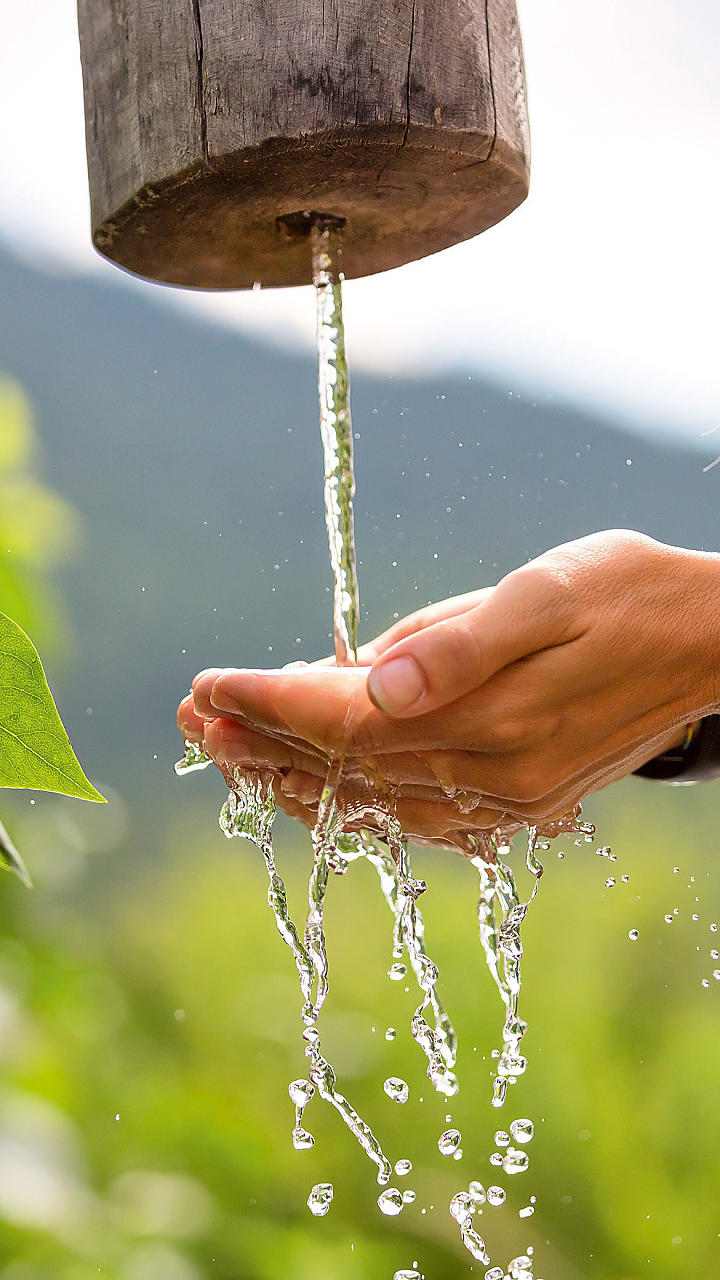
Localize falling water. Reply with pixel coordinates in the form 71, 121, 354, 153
174, 220, 603, 1278
311, 216, 360, 668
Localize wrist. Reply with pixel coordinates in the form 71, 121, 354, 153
686, 550, 720, 711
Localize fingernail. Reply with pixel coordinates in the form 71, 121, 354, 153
209, 685, 241, 713
192, 667, 223, 690
368, 656, 425, 714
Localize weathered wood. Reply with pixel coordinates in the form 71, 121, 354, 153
77, 0, 530, 289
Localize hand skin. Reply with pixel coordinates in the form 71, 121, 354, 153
179, 531, 720, 846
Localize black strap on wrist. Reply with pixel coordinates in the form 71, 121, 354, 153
634, 714, 720, 783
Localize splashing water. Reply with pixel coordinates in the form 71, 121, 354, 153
175, 222, 602, 1278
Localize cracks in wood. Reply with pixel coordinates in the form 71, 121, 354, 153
401, 0, 417, 150
483, 0, 498, 162
376, 0, 416, 185
190, 0, 209, 162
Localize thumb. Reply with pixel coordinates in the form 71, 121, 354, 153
366, 568, 575, 717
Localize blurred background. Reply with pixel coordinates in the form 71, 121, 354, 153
0, 1, 718, 1277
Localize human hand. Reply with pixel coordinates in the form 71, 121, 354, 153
180, 531, 720, 833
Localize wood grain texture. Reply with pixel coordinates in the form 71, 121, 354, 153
77, 0, 530, 288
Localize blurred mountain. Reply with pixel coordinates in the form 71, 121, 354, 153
0, 239, 716, 814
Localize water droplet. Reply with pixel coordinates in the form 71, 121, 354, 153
492, 1077, 508, 1108
701, 978, 710, 989
395, 1159, 413, 1176
508, 1255, 533, 1276
628, 929, 639, 941
710, 949, 719, 960
385, 1026, 397, 1041
664, 914, 673, 924
388, 962, 407, 981
519, 1204, 535, 1218
289, 1079, 315, 1106
494, 1130, 510, 1147
498, 1052, 527, 1076
307, 1182, 333, 1216
489, 1152, 504, 1167
503, 1146, 530, 1174
510, 1118, 534, 1144
711, 923, 718, 933
393, 1272, 420, 1280
378, 1187, 404, 1216
621, 874, 630, 883
485, 1268, 504, 1280
402, 1189, 416, 1204
384, 1076, 409, 1104
692, 913, 699, 921
438, 1128, 462, 1155
460, 1224, 489, 1263
469, 1181, 486, 1208
487, 1185, 506, 1207
292, 1127, 315, 1150
450, 1192, 474, 1223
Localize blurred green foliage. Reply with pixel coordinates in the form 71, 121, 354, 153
0, 379, 79, 653
0, 777, 718, 1280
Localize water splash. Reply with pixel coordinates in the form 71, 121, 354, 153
219, 767, 392, 1187
472, 827, 545, 1109
174, 738, 212, 774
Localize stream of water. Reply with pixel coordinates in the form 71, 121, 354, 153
175, 221, 598, 1278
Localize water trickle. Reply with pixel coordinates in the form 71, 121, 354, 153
311, 218, 359, 667
474, 828, 544, 1109
461, 1224, 490, 1264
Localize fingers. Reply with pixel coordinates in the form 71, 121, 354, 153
366, 564, 581, 718
202, 717, 327, 778
204, 666, 387, 754
177, 694, 206, 742
354, 588, 493, 664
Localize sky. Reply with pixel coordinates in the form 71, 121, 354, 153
1, 0, 718, 443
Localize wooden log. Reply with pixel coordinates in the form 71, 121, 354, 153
76, 0, 530, 289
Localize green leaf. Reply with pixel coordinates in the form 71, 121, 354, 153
0, 611, 105, 803
0, 817, 32, 888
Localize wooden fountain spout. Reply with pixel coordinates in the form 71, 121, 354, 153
77, 0, 530, 289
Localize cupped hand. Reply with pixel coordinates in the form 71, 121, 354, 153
180, 531, 720, 832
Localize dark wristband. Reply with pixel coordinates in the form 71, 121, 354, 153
634, 715, 720, 783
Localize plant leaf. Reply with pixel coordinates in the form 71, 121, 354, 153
0, 611, 105, 803
0, 817, 32, 888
